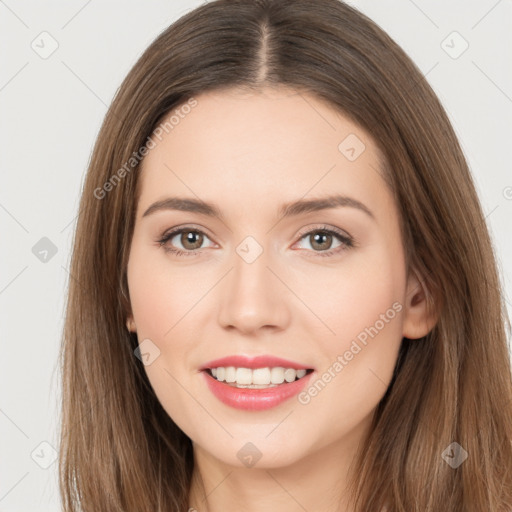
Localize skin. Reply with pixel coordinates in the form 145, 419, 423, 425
126, 86, 436, 512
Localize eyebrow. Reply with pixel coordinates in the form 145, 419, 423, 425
142, 194, 374, 221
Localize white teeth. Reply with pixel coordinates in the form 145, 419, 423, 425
284, 368, 297, 382
225, 366, 236, 383
270, 367, 285, 384
208, 366, 309, 386
236, 367, 253, 384
253, 368, 271, 385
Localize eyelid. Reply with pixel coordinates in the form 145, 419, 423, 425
160, 223, 216, 242
291, 224, 354, 257
158, 224, 217, 251
294, 223, 352, 243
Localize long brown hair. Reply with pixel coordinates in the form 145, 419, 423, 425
58, 0, 512, 510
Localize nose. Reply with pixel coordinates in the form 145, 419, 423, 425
217, 245, 291, 335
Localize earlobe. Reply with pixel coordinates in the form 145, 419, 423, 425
126, 316, 137, 333
402, 270, 438, 340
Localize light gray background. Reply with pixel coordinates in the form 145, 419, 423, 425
1, 1, 511, 510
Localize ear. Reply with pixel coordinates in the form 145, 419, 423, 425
402, 269, 438, 340
126, 315, 137, 333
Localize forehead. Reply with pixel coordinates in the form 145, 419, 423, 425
136, 86, 390, 221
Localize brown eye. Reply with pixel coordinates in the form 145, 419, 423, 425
179, 231, 204, 250
294, 226, 354, 257
158, 227, 214, 257
309, 232, 334, 251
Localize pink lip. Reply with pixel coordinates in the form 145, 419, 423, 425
199, 355, 313, 371
202, 370, 314, 411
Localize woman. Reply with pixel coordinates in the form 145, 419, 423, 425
58, 0, 512, 510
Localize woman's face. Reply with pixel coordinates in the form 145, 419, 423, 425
126, 86, 426, 469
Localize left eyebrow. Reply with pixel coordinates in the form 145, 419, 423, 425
278, 194, 375, 220
141, 194, 375, 221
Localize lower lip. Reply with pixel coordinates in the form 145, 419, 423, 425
202, 370, 314, 411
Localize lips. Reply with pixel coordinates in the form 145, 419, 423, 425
202, 368, 315, 411
199, 354, 313, 371
198, 354, 315, 411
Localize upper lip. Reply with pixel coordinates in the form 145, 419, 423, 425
200, 355, 313, 371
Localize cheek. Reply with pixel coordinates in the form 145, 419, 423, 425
330, 262, 403, 343
298, 245, 406, 416
294, 243, 406, 402
295, 242, 405, 344
127, 244, 207, 342
127, 246, 201, 430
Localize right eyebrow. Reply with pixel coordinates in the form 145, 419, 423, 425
142, 197, 224, 220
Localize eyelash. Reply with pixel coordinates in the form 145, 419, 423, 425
157, 225, 355, 258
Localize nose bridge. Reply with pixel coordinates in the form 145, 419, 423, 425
232, 235, 271, 292
216, 234, 290, 333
